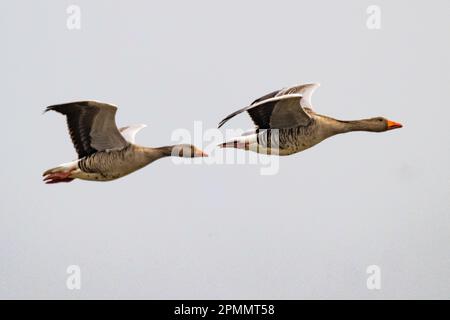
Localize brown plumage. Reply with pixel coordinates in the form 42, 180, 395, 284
43, 101, 207, 184
218, 83, 403, 155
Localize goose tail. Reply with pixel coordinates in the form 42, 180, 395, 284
218, 134, 257, 150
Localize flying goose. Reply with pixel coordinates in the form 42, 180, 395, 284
218, 83, 402, 155
43, 101, 207, 184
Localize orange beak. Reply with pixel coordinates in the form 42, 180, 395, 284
387, 120, 403, 130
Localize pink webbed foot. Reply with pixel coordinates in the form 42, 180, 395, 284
43, 171, 74, 184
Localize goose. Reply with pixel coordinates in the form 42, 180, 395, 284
43, 101, 207, 184
218, 83, 402, 155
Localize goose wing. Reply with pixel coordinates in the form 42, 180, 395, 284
218, 83, 319, 129
45, 101, 129, 158
276, 83, 320, 110
218, 94, 311, 129
119, 124, 147, 143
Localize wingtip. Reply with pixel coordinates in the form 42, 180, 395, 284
299, 82, 320, 88
304, 82, 320, 88
42, 106, 52, 114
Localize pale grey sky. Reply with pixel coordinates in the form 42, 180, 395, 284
0, 0, 449, 299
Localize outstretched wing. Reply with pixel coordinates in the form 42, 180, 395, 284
45, 101, 129, 158
218, 83, 319, 129
277, 83, 320, 110
119, 124, 147, 143
218, 94, 311, 129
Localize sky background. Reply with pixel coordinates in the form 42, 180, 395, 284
0, 0, 449, 299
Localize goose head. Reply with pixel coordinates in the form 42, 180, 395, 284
369, 117, 403, 132
342, 117, 403, 132
171, 144, 208, 157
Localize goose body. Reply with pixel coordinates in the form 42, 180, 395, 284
49, 144, 168, 182
43, 101, 206, 184
218, 83, 402, 155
